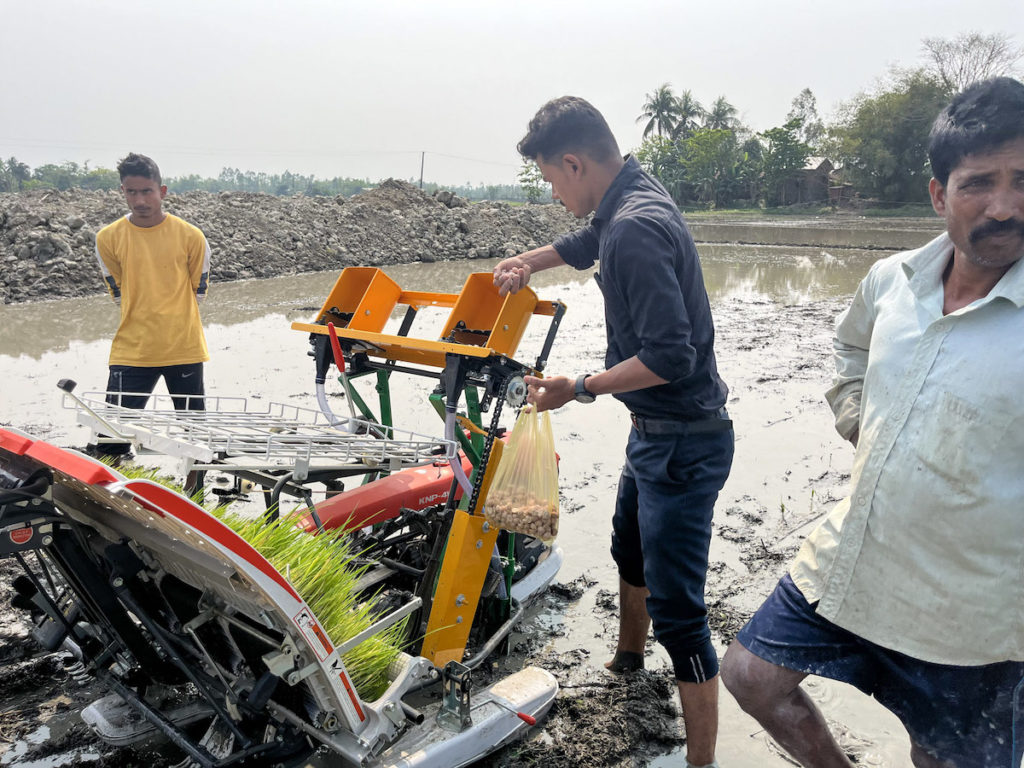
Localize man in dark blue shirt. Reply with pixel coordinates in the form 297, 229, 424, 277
494, 96, 733, 768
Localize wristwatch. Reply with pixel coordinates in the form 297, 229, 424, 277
574, 374, 596, 404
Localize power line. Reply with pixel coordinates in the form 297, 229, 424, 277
426, 151, 519, 169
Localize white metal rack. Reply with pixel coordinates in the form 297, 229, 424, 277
65, 391, 457, 473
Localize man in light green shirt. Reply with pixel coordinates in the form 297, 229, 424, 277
722, 77, 1024, 768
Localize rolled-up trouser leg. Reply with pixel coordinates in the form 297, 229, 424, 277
611, 426, 733, 683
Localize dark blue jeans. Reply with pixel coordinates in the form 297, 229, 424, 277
105, 363, 206, 411
611, 423, 734, 683
99, 364, 205, 456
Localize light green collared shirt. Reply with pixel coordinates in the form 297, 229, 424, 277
790, 232, 1024, 665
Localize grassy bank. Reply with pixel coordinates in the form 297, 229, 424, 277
683, 203, 936, 219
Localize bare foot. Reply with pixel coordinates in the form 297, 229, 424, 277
604, 650, 644, 673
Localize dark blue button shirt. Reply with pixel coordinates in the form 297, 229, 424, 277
553, 156, 728, 420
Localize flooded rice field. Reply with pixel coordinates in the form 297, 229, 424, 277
0, 232, 943, 767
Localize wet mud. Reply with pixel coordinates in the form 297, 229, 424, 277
0, 248, 920, 766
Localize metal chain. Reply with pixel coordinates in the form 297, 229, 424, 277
466, 376, 510, 516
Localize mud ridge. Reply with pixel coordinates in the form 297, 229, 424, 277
0, 182, 579, 304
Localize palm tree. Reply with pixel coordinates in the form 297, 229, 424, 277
3, 157, 30, 192
672, 90, 706, 139
637, 84, 683, 139
704, 96, 738, 131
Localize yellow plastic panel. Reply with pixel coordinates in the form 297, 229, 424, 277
467, 439, 504, 515
313, 267, 401, 333
441, 274, 537, 357
420, 509, 499, 667
290, 323, 492, 369
491, 286, 539, 358
398, 290, 461, 311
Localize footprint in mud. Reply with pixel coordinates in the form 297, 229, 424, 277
548, 573, 598, 602
481, 656, 686, 768
594, 588, 618, 612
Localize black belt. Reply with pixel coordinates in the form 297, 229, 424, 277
630, 409, 732, 436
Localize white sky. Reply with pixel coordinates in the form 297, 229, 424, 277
2, 0, 1022, 187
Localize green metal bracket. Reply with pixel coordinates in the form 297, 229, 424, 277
336, 374, 377, 424
375, 369, 393, 435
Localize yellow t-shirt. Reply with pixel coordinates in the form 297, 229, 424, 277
94, 214, 210, 367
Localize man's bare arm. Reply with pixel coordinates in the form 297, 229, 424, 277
525, 356, 669, 412
493, 245, 567, 295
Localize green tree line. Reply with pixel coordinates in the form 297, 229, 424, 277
0, 157, 538, 204
629, 31, 1021, 210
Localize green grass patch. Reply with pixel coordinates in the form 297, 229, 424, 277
859, 203, 936, 218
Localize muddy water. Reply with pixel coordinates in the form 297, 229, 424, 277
0, 238, 934, 767
688, 215, 943, 252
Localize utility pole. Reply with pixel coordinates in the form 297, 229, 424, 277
419, 152, 425, 190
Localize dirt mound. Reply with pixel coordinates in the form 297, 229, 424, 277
0, 182, 579, 304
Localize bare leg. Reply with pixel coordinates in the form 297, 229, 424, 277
184, 469, 205, 501
679, 676, 719, 766
605, 578, 651, 672
605, 580, 720, 763
721, 640, 853, 768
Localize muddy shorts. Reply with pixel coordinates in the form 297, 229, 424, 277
610, 417, 733, 684
737, 574, 1024, 768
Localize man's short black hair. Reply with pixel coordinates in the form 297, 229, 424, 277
928, 77, 1024, 185
117, 152, 162, 184
518, 96, 620, 164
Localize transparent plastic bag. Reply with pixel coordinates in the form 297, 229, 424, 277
485, 407, 559, 543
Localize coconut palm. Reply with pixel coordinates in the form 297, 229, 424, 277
1, 157, 30, 193
704, 96, 738, 131
637, 83, 683, 139
672, 90, 706, 139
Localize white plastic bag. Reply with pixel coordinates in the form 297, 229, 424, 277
484, 407, 559, 543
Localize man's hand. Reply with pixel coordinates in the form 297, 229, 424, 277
493, 257, 532, 296
524, 374, 573, 412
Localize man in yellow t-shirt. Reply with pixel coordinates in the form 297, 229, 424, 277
92, 153, 210, 466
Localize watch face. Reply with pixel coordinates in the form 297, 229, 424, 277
575, 375, 595, 403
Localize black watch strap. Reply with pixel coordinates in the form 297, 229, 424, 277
574, 374, 596, 403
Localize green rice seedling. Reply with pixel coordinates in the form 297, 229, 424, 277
99, 458, 184, 491
215, 508, 407, 700
103, 460, 406, 699
97, 458, 209, 505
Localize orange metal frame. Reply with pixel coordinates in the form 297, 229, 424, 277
293, 267, 564, 666
293, 267, 562, 369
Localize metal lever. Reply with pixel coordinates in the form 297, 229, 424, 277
57, 379, 133, 442
491, 697, 536, 726
326, 323, 359, 425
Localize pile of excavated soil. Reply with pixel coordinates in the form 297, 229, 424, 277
0, 182, 579, 304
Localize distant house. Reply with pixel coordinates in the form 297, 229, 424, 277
780, 157, 834, 204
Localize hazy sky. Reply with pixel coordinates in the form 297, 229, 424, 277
2, 0, 1022, 186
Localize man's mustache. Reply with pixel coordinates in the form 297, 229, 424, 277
968, 217, 1024, 244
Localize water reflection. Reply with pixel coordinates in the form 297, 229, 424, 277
701, 244, 881, 304
0, 245, 883, 360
